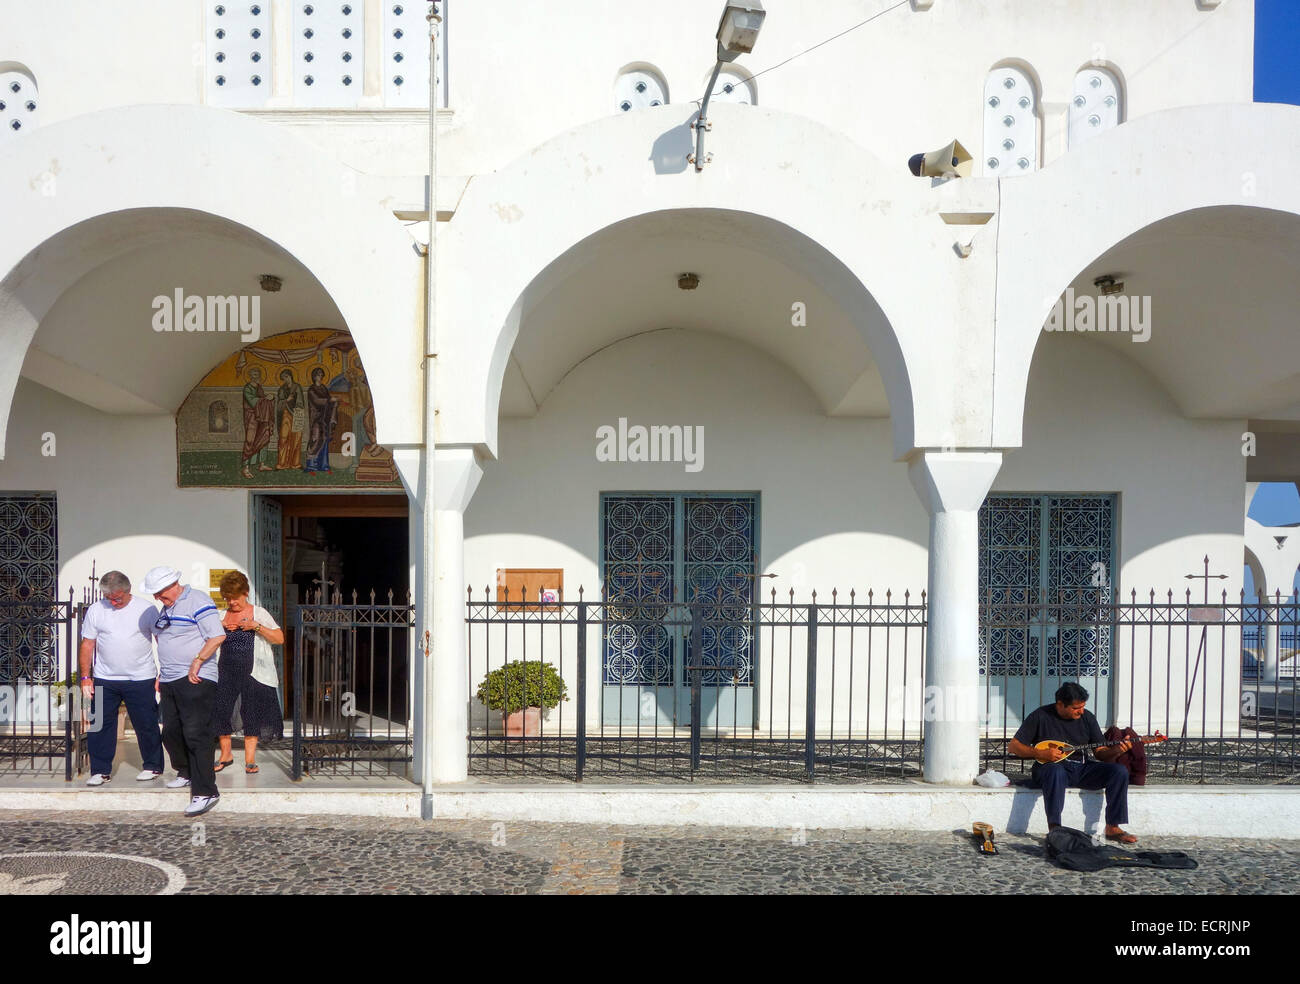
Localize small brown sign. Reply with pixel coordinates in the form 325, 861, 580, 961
496, 569, 564, 611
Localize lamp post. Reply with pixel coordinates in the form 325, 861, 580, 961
420, 0, 442, 818
693, 1, 765, 171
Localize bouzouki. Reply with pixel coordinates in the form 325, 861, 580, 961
1035, 732, 1167, 761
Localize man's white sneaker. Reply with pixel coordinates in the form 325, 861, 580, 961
136, 770, 163, 781
184, 794, 219, 817
85, 773, 111, 787
165, 776, 191, 789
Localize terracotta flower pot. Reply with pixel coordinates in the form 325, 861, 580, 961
504, 707, 541, 737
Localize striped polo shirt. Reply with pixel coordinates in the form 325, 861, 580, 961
151, 585, 224, 683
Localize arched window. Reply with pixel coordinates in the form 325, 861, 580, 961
708, 66, 756, 106
1069, 67, 1122, 148
206, 3, 271, 108
294, 1, 364, 107
0, 66, 38, 137
614, 66, 668, 114
983, 66, 1038, 177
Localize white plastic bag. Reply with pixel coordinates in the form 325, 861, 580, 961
974, 769, 1011, 787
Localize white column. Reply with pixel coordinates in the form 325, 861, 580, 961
395, 446, 482, 801
429, 446, 482, 784
1263, 612, 1280, 684
908, 450, 1003, 785
392, 448, 430, 783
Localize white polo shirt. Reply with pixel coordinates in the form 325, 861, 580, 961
81, 596, 159, 681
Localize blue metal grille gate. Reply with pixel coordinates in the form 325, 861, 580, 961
601, 493, 757, 727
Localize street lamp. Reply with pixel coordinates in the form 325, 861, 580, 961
693, 1, 765, 171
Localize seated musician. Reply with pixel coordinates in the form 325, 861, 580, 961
1007, 682, 1138, 844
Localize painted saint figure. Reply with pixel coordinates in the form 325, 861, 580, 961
240, 367, 276, 479
345, 356, 376, 452
304, 366, 337, 474
274, 369, 305, 470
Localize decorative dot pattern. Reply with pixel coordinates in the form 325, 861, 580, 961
0, 69, 38, 136
1068, 67, 1122, 148
614, 67, 668, 114
206, 3, 271, 107
293, 2, 363, 106
983, 66, 1037, 176
385, 1, 444, 107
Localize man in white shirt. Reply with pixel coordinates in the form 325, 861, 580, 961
78, 570, 164, 785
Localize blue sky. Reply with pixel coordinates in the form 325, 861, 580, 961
1255, 0, 1300, 104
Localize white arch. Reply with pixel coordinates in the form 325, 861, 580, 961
437, 103, 986, 459
1245, 517, 1300, 600
0, 104, 422, 458
993, 103, 1300, 447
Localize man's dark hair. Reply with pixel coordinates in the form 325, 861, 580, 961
1056, 682, 1089, 705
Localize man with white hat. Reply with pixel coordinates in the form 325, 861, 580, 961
144, 565, 223, 817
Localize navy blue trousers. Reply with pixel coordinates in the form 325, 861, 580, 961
1032, 759, 1129, 827
87, 678, 163, 776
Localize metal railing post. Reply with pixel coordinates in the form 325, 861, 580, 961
64, 590, 73, 782
292, 613, 304, 780
576, 600, 587, 782
690, 603, 702, 774
805, 603, 817, 781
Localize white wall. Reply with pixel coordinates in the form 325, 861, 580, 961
0, 0, 1253, 178
463, 327, 1248, 734
0, 379, 249, 599
464, 329, 930, 734
997, 332, 1247, 733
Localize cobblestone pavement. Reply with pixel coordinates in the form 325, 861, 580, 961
0, 810, 1297, 894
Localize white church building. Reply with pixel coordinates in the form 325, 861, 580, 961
1, 0, 1297, 810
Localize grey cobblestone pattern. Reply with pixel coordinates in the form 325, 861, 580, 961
0, 853, 170, 894
0, 810, 1297, 894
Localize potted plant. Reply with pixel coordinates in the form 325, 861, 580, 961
475, 660, 568, 736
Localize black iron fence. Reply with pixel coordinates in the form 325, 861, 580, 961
468, 581, 1300, 785
293, 591, 414, 778
466, 587, 929, 782
0, 592, 79, 777
980, 587, 1300, 784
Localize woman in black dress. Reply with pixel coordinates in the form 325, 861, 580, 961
212, 571, 284, 775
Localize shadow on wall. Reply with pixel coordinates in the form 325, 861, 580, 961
1001, 331, 1248, 586
649, 112, 697, 175
466, 329, 930, 596
1003, 787, 1105, 835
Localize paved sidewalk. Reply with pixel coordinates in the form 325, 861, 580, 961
0, 810, 1297, 894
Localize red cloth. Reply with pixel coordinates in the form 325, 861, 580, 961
1104, 725, 1148, 786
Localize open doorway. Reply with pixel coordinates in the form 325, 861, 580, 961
251, 493, 410, 730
